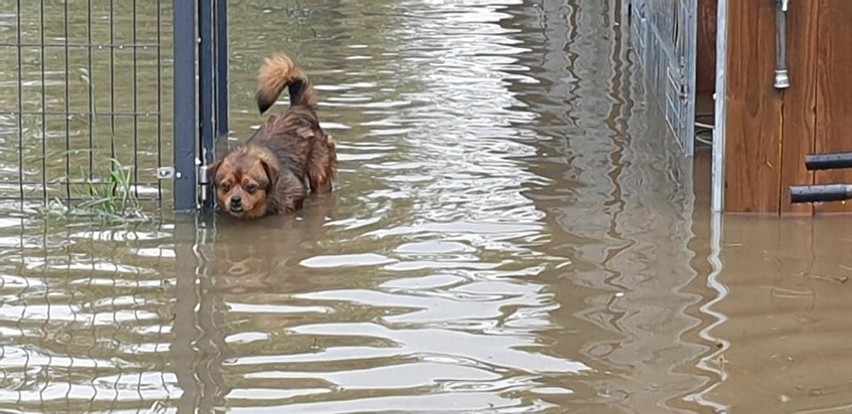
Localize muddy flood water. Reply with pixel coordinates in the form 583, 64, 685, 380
2, 1, 852, 413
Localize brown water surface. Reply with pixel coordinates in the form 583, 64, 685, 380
1, 1, 852, 413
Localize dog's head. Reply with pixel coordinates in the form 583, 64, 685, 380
206, 147, 279, 219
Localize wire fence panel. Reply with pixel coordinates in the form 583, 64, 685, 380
625, 0, 697, 156
0, 0, 173, 208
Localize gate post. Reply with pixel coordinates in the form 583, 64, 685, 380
198, 0, 229, 210
172, 0, 229, 212
215, 0, 229, 140
172, 0, 198, 212
198, 0, 215, 210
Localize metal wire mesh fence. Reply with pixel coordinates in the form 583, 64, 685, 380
0, 1, 231, 408
625, 0, 698, 156
0, 0, 173, 208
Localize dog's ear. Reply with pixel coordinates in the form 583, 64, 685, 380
259, 159, 279, 190
206, 159, 222, 185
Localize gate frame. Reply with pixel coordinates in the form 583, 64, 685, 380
172, 0, 229, 212
711, 0, 728, 213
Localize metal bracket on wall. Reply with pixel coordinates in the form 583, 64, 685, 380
774, 0, 790, 89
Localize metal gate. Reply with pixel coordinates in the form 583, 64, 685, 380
1, 0, 228, 213
626, 0, 698, 156
173, 0, 230, 212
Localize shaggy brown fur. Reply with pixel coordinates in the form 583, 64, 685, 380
206, 53, 338, 219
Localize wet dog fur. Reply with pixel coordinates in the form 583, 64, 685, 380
206, 53, 337, 219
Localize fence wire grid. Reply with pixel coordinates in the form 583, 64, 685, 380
0, 0, 174, 208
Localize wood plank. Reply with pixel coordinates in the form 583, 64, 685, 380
723, 0, 784, 213
779, 0, 818, 214
696, 0, 717, 94
814, 0, 852, 214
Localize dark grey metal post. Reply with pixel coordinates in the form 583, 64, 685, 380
173, 0, 198, 212
198, 0, 215, 164
198, 0, 216, 209
215, 0, 229, 140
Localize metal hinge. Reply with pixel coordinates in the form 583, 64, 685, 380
197, 159, 210, 204
157, 162, 211, 205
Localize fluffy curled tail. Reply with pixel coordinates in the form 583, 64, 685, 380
255, 53, 318, 114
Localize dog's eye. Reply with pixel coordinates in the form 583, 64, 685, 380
245, 184, 257, 193
219, 184, 230, 192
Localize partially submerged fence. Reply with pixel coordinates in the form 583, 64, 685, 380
625, 0, 698, 156
1, 0, 229, 212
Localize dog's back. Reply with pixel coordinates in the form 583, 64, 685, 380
249, 53, 337, 194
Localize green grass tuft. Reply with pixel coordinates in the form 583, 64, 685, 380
36, 158, 155, 225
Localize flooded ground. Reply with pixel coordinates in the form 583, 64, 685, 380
2, 0, 852, 413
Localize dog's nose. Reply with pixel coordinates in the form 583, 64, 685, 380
229, 195, 243, 212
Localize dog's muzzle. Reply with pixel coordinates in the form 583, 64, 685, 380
229, 195, 243, 213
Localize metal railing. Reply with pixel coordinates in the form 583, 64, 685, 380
789, 152, 852, 204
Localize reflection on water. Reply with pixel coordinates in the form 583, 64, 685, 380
2, 0, 852, 413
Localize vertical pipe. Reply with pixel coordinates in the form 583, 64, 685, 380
712, 0, 728, 212
198, 0, 216, 209
773, 0, 790, 89
215, 0, 229, 141
173, 0, 198, 211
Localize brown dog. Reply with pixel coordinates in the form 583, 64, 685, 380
206, 53, 337, 219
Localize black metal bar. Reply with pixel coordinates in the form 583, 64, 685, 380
157, 0, 163, 206
805, 151, 852, 171
109, 0, 116, 144
0, 42, 160, 49
16, 0, 23, 204
0, 196, 162, 202
87, 0, 94, 183
215, 0, 229, 141
173, 0, 198, 211
199, 0, 216, 209
12, 181, 163, 187
0, 111, 158, 117
132, 0, 139, 198
64, 0, 71, 202
39, 0, 46, 202
790, 184, 852, 204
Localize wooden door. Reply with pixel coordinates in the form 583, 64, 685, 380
812, 0, 852, 214
727, 0, 852, 214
